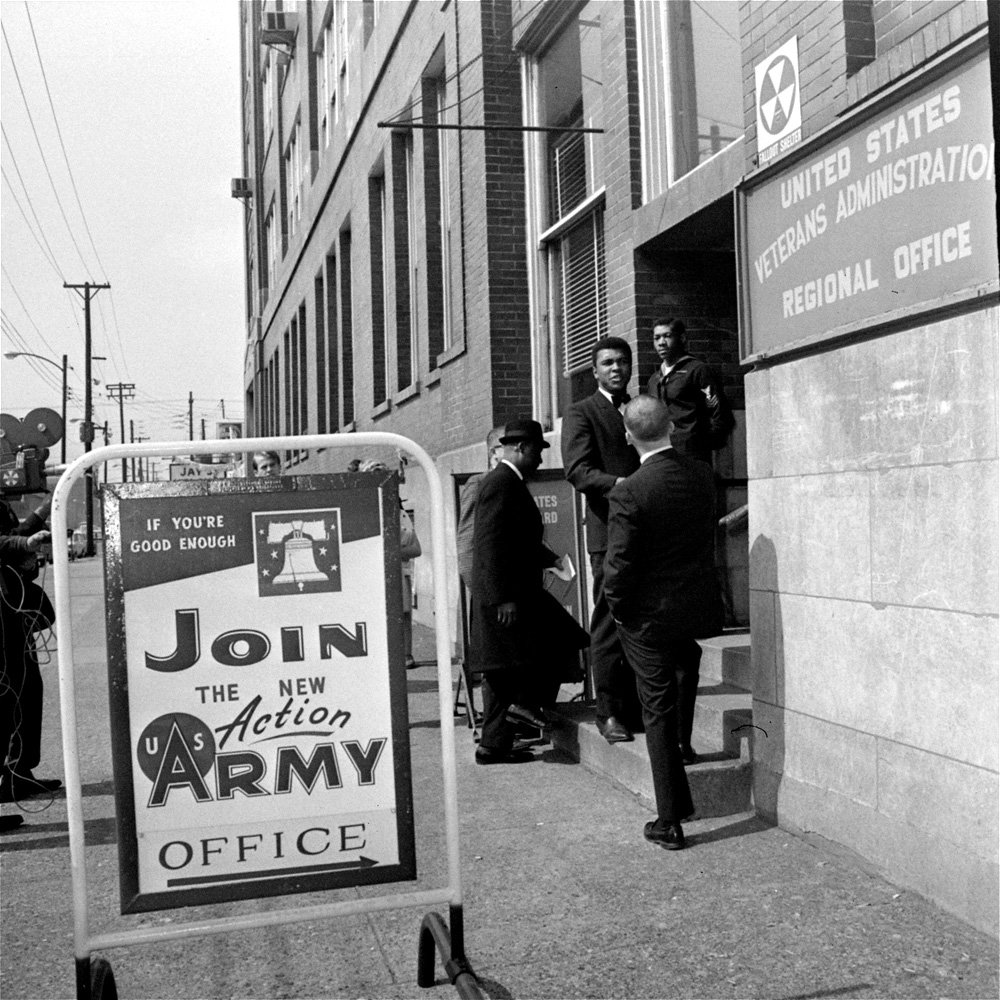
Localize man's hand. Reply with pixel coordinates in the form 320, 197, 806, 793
26, 530, 51, 552
496, 601, 517, 627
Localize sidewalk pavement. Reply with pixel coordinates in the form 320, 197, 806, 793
1, 556, 997, 999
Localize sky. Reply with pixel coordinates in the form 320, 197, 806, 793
1, 0, 246, 469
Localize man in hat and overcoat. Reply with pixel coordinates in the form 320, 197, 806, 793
471, 419, 588, 764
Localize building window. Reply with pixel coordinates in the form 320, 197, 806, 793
314, 269, 328, 434
298, 300, 308, 440
369, 172, 389, 406
262, 53, 274, 141
318, 20, 333, 149
422, 68, 452, 362
335, 0, 349, 119
285, 117, 303, 237
265, 204, 277, 291
283, 329, 292, 461
321, 250, 339, 432
635, 0, 742, 199
522, 2, 609, 424
391, 133, 417, 392
551, 210, 608, 415
539, 3, 605, 226
339, 228, 354, 425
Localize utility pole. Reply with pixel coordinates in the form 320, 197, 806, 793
129, 419, 135, 482
60, 354, 67, 463
107, 382, 135, 483
64, 281, 110, 557
135, 436, 148, 482
220, 398, 226, 419
188, 391, 194, 441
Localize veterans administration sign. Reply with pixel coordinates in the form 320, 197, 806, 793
102, 475, 415, 913
738, 43, 997, 361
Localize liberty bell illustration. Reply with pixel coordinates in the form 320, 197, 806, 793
267, 518, 330, 585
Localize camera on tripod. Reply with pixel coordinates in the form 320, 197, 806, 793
0, 408, 64, 496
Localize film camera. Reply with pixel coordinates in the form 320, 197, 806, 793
0, 408, 64, 496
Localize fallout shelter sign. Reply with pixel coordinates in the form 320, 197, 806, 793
102, 474, 415, 913
755, 36, 802, 165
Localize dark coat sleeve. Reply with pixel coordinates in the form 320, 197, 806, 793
472, 471, 516, 607
688, 360, 736, 449
456, 474, 482, 587
562, 401, 619, 503
603, 480, 639, 622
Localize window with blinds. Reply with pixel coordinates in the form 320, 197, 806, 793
559, 210, 607, 379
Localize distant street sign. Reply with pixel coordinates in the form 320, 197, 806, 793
169, 462, 229, 481
102, 475, 415, 913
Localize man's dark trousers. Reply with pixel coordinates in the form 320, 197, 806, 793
589, 552, 641, 727
616, 626, 694, 822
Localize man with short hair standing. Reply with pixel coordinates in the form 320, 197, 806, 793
562, 336, 641, 743
604, 396, 723, 850
647, 318, 734, 466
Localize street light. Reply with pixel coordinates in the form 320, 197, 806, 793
4, 351, 69, 463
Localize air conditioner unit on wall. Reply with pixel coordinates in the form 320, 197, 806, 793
231, 177, 252, 200
261, 11, 296, 47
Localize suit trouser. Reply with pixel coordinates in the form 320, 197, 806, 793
589, 552, 641, 725
479, 669, 520, 752
673, 638, 701, 750
616, 624, 695, 823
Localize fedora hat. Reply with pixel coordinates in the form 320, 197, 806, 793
500, 418, 550, 449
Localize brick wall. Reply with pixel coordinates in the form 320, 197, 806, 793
740, 1, 853, 170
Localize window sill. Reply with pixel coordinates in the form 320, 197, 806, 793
393, 383, 420, 407
436, 341, 466, 368
372, 400, 392, 420
424, 368, 442, 389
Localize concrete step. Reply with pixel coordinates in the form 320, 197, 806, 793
690, 682, 753, 759
549, 698, 752, 819
698, 631, 752, 689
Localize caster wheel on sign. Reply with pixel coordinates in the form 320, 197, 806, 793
91, 957, 118, 1000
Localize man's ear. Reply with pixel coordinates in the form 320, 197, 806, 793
625, 429, 634, 446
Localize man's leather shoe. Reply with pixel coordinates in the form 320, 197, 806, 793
644, 820, 685, 850
597, 717, 633, 743
679, 744, 699, 765
3, 771, 62, 800
507, 704, 548, 730
475, 747, 535, 765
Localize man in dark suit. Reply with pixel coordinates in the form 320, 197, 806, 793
604, 396, 723, 849
562, 336, 641, 743
472, 419, 588, 764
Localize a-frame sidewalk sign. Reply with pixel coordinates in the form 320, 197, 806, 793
51, 432, 485, 1000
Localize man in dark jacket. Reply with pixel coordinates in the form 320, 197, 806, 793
605, 397, 723, 850
647, 318, 734, 466
472, 419, 587, 763
1, 497, 61, 819
562, 336, 641, 743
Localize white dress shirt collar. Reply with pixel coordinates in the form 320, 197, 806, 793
501, 458, 524, 480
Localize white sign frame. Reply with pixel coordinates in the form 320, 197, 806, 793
51, 433, 464, 964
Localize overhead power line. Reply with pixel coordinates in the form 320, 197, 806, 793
1, 20, 94, 278
1, 262, 64, 360
1, 165, 64, 281
23, 2, 107, 280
